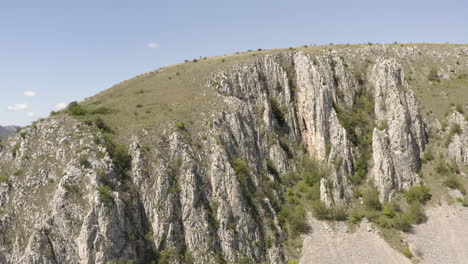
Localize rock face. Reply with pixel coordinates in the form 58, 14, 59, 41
1, 45, 461, 263
369, 58, 427, 202
0, 116, 153, 264
446, 110, 468, 164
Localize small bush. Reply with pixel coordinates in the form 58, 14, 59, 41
354, 71, 365, 85
269, 97, 286, 126
94, 117, 112, 133
363, 188, 382, 211
444, 124, 462, 146
435, 158, 449, 175
421, 148, 434, 163
382, 203, 397, 218
232, 157, 252, 187
331, 205, 348, 221
279, 137, 293, 158
12, 144, 20, 158
97, 185, 114, 203
455, 104, 464, 114
112, 144, 131, 170
66, 101, 87, 116
175, 121, 185, 130
311, 200, 330, 220
78, 155, 91, 168
444, 175, 466, 194
278, 203, 309, 237
349, 208, 365, 224
266, 158, 279, 176
403, 245, 413, 258
405, 202, 426, 224
0, 174, 12, 186
258, 71, 266, 82
13, 170, 23, 176
351, 156, 367, 184
65, 101, 112, 116
428, 68, 440, 82
405, 185, 431, 204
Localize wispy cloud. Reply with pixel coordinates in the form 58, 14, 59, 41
147, 42, 160, 49
7, 104, 28, 111
54, 103, 67, 111
27, 112, 35, 117
23, 91, 37, 97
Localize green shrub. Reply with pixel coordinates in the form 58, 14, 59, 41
331, 205, 348, 221
428, 68, 440, 82
269, 97, 286, 126
351, 156, 367, 184
232, 157, 251, 187
78, 155, 90, 168
311, 200, 330, 220
279, 137, 293, 158
405, 185, 431, 204
382, 203, 397, 218
175, 121, 185, 130
386, 213, 412, 231
0, 174, 12, 186
403, 245, 413, 258
266, 158, 279, 176
354, 71, 365, 85
334, 89, 374, 160
12, 144, 20, 158
101, 134, 131, 171
112, 144, 131, 170
278, 203, 309, 237
445, 124, 462, 146
363, 188, 382, 211
13, 170, 23, 176
455, 104, 464, 114
97, 185, 114, 203
435, 158, 449, 175
349, 208, 365, 224
65, 101, 112, 116
66, 101, 87, 116
94, 117, 112, 133
405, 202, 426, 224
421, 148, 434, 163
447, 162, 460, 174
258, 71, 266, 82
444, 175, 466, 194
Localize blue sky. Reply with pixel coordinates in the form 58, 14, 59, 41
1, 0, 467, 126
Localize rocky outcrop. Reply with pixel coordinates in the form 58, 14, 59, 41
369, 58, 427, 202
0, 116, 153, 264
446, 110, 468, 164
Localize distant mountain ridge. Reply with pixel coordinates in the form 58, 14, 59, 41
0, 125, 20, 140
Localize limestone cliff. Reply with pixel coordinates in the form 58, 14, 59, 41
0, 44, 467, 263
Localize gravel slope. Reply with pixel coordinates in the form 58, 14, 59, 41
300, 217, 410, 264
407, 203, 468, 264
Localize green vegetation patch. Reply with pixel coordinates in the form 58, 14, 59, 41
97, 185, 114, 203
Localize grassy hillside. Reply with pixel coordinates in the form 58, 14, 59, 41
73, 43, 468, 144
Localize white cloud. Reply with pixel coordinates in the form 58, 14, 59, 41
147, 42, 160, 49
27, 112, 35, 117
24, 91, 37, 97
54, 103, 67, 111
7, 104, 28, 111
